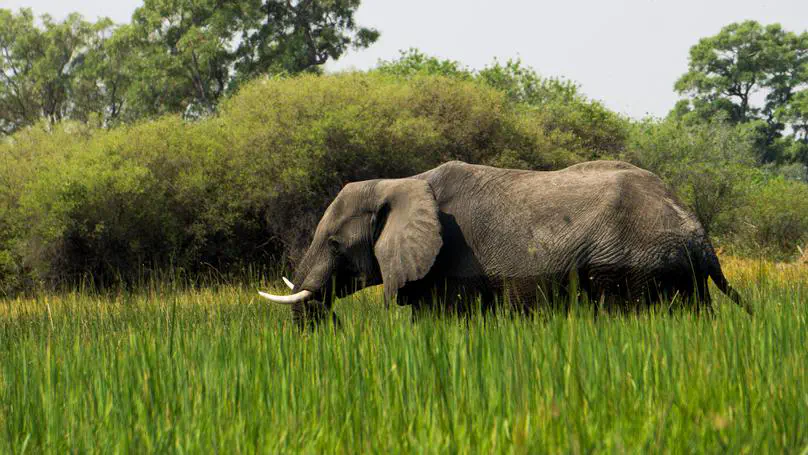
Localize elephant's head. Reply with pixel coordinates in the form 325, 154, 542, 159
259, 178, 443, 327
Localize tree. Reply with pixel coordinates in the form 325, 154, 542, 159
71, 23, 137, 126
775, 88, 808, 165
0, 9, 114, 134
127, 0, 379, 118
234, 0, 379, 80
125, 0, 249, 118
375, 48, 472, 79
1, 2, 379, 129
674, 21, 808, 163
374, 50, 629, 159
778, 89, 808, 139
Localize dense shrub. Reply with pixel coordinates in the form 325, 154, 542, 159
625, 116, 757, 236
735, 177, 808, 259
376, 50, 630, 160
1, 118, 238, 288
625, 116, 808, 258
0, 72, 596, 293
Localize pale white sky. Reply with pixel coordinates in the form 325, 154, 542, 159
3, 0, 806, 118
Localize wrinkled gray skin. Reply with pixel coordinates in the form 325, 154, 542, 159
285, 160, 749, 327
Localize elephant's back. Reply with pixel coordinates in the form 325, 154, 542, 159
415, 160, 668, 206
417, 160, 706, 283
416, 159, 701, 238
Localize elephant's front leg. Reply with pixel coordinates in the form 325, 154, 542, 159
406, 283, 491, 322
292, 301, 341, 330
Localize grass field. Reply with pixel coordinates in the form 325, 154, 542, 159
0, 257, 806, 453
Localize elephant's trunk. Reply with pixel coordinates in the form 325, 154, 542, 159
287, 245, 338, 328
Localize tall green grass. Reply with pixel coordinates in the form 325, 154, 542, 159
0, 259, 806, 453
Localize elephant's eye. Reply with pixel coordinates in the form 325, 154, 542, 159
328, 237, 341, 253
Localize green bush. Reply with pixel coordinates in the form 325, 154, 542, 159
626, 116, 808, 258
625, 116, 757, 236
736, 177, 808, 259
3, 118, 239, 288
376, 50, 630, 160
0, 72, 594, 293
477, 60, 628, 159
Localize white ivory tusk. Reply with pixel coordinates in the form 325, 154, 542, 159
282, 276, 295, 290
257, 289, 313, 305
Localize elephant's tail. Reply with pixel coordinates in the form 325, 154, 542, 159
704, 242, 753, 315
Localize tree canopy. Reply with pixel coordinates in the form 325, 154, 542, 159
0, 1, 378, 133
375, 49, 629, 159
674, 20, 808, 163
0, 9, 115, 134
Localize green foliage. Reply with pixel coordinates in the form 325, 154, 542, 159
233, 0, 380, 79
1, 269, 806, 452
0, 73, 592, 293
777, 89, 808, 140
674, 21, 808, 164
375, 48, 473, 80
0, 9, 115, 134
478, 60, 629, 159
100, 0, 379, 119
375, 50, 630, 160
0, 2, 378, 131
70, 23, 134, 126
627, 113, 808, 258
737, 177, 808, 258
625, 116, 757, 235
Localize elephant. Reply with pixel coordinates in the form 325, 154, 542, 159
259, 160, 750, 326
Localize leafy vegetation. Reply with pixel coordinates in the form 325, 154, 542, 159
0, 259, 805, 452
673, 20, 808, 164
1, 72, 611, 293
376, 49, 629, 159
625, 115, 757, 235
0, 9, 116, 134
737, 176, 808, 258
0, 2, 378, 132
625, 116, 808, 257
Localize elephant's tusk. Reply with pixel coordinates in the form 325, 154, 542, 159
282, 276, 295, 290
258, 289, 313, 305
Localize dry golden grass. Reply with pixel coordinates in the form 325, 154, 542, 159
1, 256, 803, 321
722, 255, 808, 285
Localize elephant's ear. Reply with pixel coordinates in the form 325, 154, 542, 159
373, 179, 442, 303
